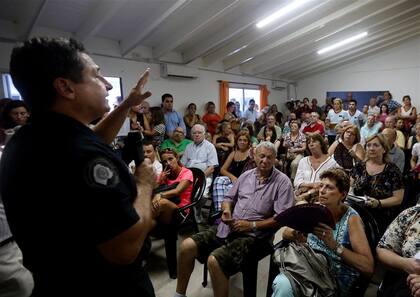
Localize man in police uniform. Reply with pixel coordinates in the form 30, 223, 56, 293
0, 37, 156, 296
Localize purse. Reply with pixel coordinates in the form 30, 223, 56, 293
273, 241, 338, 297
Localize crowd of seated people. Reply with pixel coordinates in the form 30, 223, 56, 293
1, 89, 420, 297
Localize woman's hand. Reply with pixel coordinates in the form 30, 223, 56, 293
407, 274, 420, 297
151, 194, 161, 219
158, 168, 170, 184
313, 223, 337, 250
365, 197, 381, 208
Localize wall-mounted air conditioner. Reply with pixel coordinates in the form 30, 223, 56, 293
160, 63, 199, 79
271, 80, 288, 90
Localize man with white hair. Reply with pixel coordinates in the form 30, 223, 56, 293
181, 124, 218, 218
384, 116, 405, 149
174, 142, 294, 297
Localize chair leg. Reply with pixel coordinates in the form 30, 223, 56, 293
242, 261, 258, 297
202, 261, 208, 287
164, 236, 178, 279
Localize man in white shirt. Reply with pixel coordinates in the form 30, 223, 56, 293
360, 114, 382, 144
347, 99, 363, 128
143, 141, 162, 175
367, 97, 380, 116
243, 99, 259, 123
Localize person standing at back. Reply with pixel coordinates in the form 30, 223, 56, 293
0, 37, 156, 297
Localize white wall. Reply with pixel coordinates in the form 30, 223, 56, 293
297, 36, 420, 109
0, 38, 287, 114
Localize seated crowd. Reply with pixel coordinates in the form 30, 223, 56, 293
1, 89, 420, 297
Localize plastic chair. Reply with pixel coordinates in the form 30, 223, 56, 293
153, 167, 206, 279
201, 210, 274, 297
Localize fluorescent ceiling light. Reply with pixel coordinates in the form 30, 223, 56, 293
240, 57, 254, 64
317, 32, 368, 55
256, 0, 310, 28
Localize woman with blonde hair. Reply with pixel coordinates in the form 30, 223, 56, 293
328, 125, 364, 171
350, 134, 404, 234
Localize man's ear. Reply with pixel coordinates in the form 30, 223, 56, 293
53, 78, 76, 100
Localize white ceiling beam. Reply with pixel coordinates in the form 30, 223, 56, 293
274, 15, 420, 77
289, 30, 420, 80
182, 0, 256, 63
121, 0, 191, 56
241, 0, 416, 74
283, 22, 420, 79
202, 0, 332, 66
20, 0, 48, 40
223, 0, 380, 70
152, 0, 240, 59
75, 0, 127, 43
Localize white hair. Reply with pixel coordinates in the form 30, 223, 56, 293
256, 141, 276, 156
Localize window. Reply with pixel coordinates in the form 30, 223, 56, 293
1, 74, 123, 110
2, 73, 22, 100
105, 76, 123, 110
228, 87, 260, 114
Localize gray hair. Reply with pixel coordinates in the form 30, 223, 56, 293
256, 141, 277, 156
192, 124, 206, 133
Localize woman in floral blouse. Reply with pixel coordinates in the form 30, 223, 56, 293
350, 134, 404, 235
376, 205, 420, 297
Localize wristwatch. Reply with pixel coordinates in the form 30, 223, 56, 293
335, 244, 344, 256
251, 221, 257, 232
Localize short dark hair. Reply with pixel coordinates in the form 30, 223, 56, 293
161, 93, 173, 102
320, 168, 350, 194
10, 37, 86, 115
349, 99, 358, 105
142, 140, 155, 149
306, 133, 328, 154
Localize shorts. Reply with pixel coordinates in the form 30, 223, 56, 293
191, 226, 271, 277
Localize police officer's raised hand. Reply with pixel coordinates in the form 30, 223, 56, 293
123, 68, 152, 108
134, 158, 156, 188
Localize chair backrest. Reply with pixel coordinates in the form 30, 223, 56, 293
188, 167, 206, 205
345, 200, 380, 255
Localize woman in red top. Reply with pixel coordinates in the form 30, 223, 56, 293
202, 101, 222, 136
153, 148, 193, 224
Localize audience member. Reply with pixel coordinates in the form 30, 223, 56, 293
143, 106, 166, 148
326, 98, 348, 135
143, 141, 163, 176
162, 93, 186, 137
160, 127, 192, 158
223, 102, 237, 122
257, 114, 282, 141
328, 125, 364, 172
212, 130, 253, 211
213, 121, 235, 165
360, 114, 382, 144
382, 128, 405, 173
407, 122, 420, 150
241, 122, 258, 145
346, 99, 363, 128
0, 37, 155, 297
303, 112, 325, 135
384, 116, 405, 149
311, 98, 324, 119
294, 133, 339, 201
153, 148, 193, 225
379, 91, 401, 115
243, 99, 259, 123
234, 101, 242, 119
0, 100, 30, 129
282, 112, 297, 135
376, 204, 420, 297
174, 141, 294, 297
351, 134, 404, 234
378, 104, 389, 125
397, 95, 417, 135
283, 120, 306, 180
269, 104, 283, 126
368, 97, 380, 116
202, 101, 222, 136
183, 103, 201, 139
273, 168, 374, 297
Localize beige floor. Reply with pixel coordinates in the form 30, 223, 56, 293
146, 231, 379, 297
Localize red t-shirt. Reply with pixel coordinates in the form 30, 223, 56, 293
202, 113, 222, 136
303, 122, 325, 135
166, 166, 193, 208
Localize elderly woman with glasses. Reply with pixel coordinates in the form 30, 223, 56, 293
350, 134, 404, 235
152, 148, 193, 225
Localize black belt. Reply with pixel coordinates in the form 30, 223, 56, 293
0, 236, 14, 247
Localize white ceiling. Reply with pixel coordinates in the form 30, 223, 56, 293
1, 0, 420, 81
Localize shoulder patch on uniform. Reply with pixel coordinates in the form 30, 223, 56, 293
84, 157, 120, 188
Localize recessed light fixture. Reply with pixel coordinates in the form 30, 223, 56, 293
256, 0, 310, 28
317, 32, 368, 55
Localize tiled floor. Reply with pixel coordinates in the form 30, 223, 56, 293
146, 230, 379, 297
